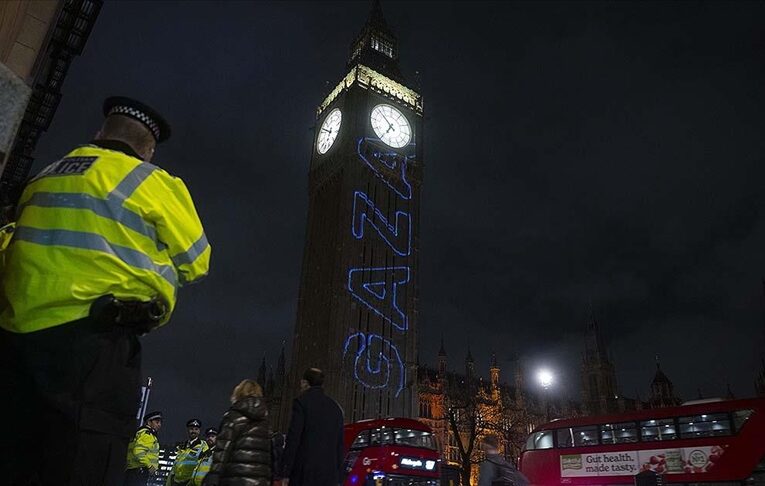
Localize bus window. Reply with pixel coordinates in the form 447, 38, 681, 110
351, 430, 370, 449
572, 426, 599, 446
640, 418, 677, 441
733, 409, 753, 432
678, 413, 731, 438
370, 427, 395, 446
394, 429, 437, 450
601, 422, 638, 444
556, 428, 575, 448
524, 431, 553, 450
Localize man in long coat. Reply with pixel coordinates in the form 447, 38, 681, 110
282, 368, 345, 486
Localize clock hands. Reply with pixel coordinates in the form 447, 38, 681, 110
380, 112, 396, 134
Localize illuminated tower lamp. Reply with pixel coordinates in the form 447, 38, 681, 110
536, 368, 554, 421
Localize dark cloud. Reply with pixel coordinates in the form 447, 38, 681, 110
30, 1, 765, 438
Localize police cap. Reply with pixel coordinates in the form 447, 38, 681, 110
144, 410, 163, 422
205, 427, 218, 437
186, 418, 201, 428
103, 96, 172, 143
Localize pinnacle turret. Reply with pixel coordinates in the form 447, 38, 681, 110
438, 337, 447, 357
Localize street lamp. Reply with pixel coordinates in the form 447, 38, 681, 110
537, 369, 553, 390
536, 368, 554, 421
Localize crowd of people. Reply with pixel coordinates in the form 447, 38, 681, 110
123, 368, 344, 486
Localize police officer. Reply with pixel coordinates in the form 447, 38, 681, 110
125, 411, 163, 486
191, 428, 218, 486
168, 418, 209, 485
0, 97, 211, 485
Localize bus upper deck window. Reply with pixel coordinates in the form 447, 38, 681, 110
601, 422, 638, 444
679, 413, 731, 438
556, 428, 575, 448
640, 418, 677, 441
370, 427, 394, 446
351, 430, 371, 449
572, 426, 599, 447
393, 429, 437, 450
733, 409, 753, 432
524, 431, 553, 450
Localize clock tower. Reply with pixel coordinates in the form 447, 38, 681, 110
283, 0, 423, 424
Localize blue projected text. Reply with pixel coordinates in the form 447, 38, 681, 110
352, 190, 411, 256
341, 125, 416, 399
343, 332, 405, 397
356, 137, 413, 200
348, 266, 410, 332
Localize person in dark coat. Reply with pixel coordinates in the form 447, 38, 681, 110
203, 379, 272, 486
478, 435, 529, 486
281, 368, 345, 486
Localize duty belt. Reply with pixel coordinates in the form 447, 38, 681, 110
90, 294, 168, 335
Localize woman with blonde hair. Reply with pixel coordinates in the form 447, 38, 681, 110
203, 379, 272, 486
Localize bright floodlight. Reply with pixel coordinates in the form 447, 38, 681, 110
537, 369, 554, 389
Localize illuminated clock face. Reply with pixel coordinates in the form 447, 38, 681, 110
317, 108, 342, 154
370, 104, 411, 148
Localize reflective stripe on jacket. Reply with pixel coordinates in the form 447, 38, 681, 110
190, 447, 215, 486
0, 143, 210, 333
171, 439, 209, 483
126, 426, 160, 470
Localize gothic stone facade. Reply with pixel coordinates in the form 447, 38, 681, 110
417, 345, 581, 485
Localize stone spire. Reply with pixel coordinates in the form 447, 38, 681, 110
438, 336, 447, 378
276, 342, 286, 389
514, 359, 524, 407
581, 306, 618, 415
490, 351, 500, 399
257, 355, 267, 389
466, 344, 475, 379
648, 360, 681, 408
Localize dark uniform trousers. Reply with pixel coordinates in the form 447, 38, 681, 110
0, 316, 141, 485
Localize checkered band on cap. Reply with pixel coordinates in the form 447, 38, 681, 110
144, 411, 163, 422
109, 105, 162, 141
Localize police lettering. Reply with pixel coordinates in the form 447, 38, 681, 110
36, 157, 97, 179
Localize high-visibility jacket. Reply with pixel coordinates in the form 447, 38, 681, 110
0, 142, 210, 333
190, 446, 215, 486
126, 425, 160, 470
0, 223, 14, 252
169, 438, 209, 483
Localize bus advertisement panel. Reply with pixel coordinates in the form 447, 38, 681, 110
559, 445, 725, 477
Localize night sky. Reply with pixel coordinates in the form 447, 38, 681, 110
33, 1, 765, 440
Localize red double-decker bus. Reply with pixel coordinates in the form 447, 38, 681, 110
342, 417, 440, 486
519, 397, 765, 486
